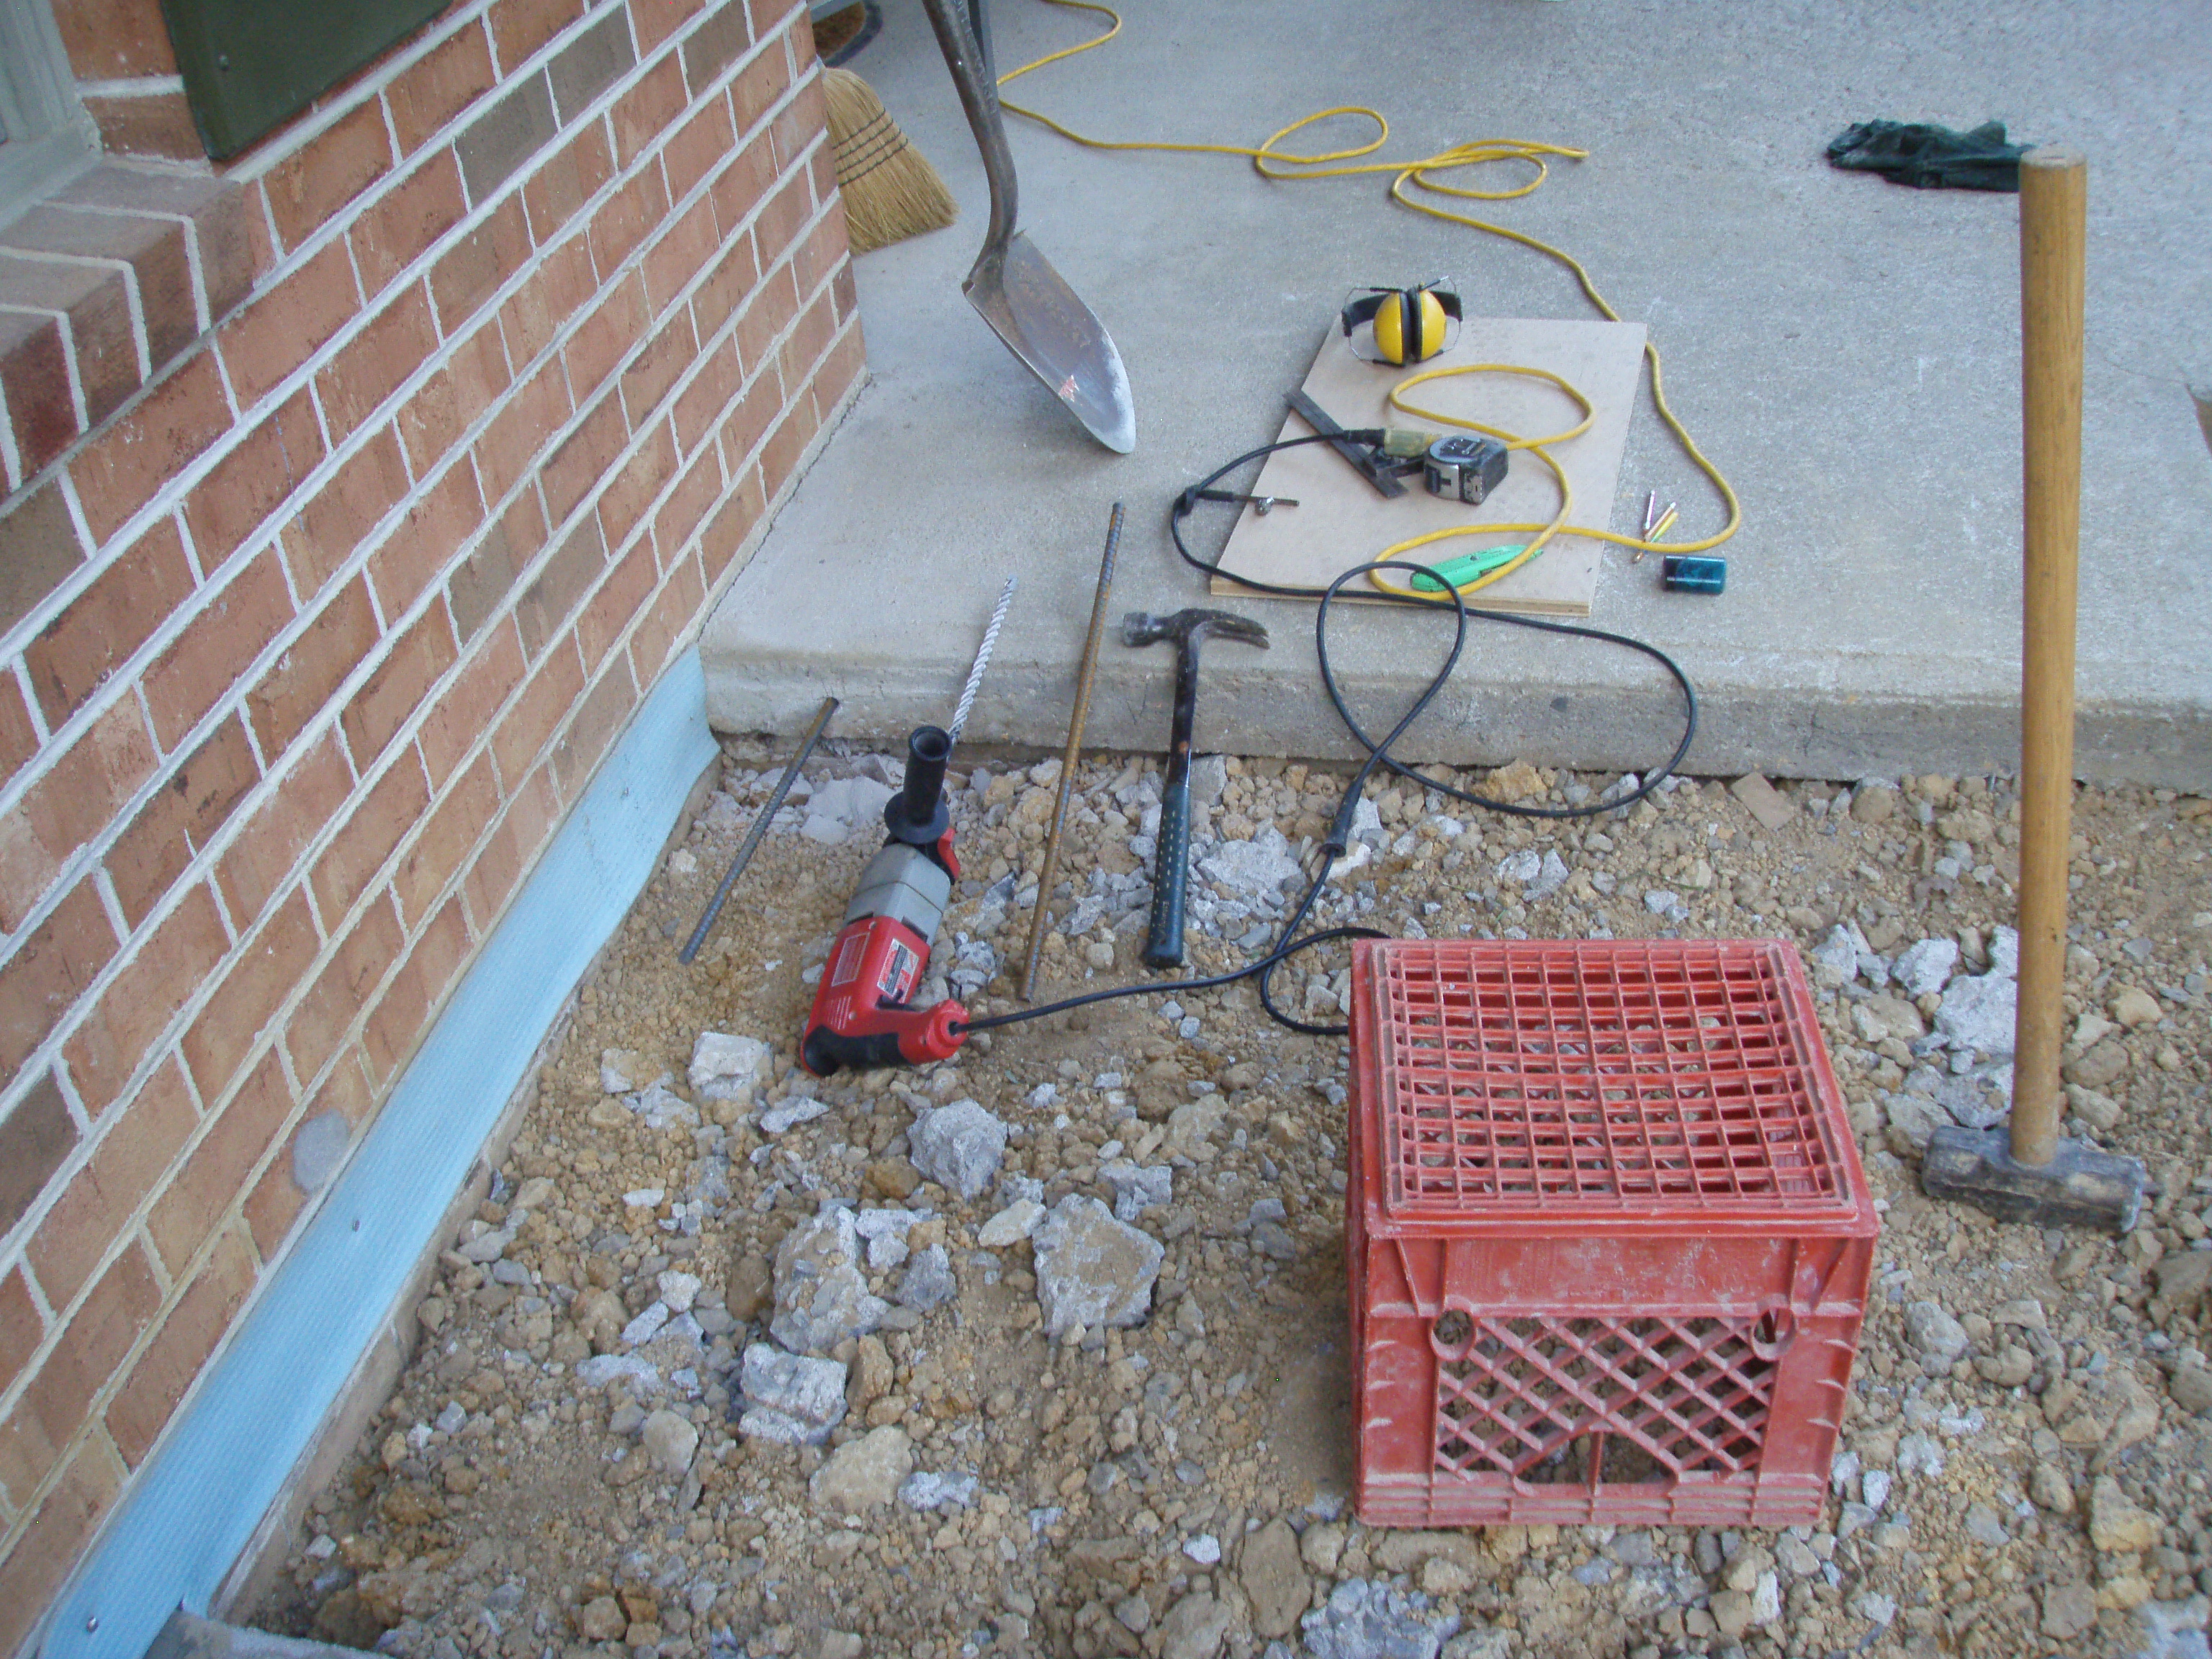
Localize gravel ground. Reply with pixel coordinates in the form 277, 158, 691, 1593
250, 740, 2212, 1659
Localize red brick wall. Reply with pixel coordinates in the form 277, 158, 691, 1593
0, 0, 863, 1645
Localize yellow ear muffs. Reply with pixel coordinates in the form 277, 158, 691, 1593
1341, 284, 1463, 365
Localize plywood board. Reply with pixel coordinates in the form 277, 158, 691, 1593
1209, 316, 1650, 615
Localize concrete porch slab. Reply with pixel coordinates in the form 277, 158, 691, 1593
703, 0, 2211, 787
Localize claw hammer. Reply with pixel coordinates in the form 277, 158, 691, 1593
1121, 608, 1269, 967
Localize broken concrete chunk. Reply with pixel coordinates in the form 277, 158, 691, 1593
688, 1032, 773, 1107
737, 1343, 846, 1443
1033, 1195, 1164, 1335
907, 1098, 1009, 1200
770, 1205, 887, 1354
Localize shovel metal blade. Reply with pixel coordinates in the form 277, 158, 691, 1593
964, 230, 1136, 454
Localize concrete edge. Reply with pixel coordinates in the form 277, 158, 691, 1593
35, 652, 720, 1659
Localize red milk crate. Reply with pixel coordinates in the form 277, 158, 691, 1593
1346, 938, 1878, 1529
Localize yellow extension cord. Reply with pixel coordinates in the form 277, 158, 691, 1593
991, 0, 1743, 601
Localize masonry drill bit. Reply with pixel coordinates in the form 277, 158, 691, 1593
679, 695, 837, 963
948, 575, 1017, 745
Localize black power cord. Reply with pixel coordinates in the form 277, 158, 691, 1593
953, 433, 1700, 1043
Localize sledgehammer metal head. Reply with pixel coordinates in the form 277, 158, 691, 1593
1921, 1125, 2145, 1235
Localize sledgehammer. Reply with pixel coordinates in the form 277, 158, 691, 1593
1921, 148, 2146, 1234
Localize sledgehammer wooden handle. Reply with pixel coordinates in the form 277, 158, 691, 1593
2015, 147, 2087, 1169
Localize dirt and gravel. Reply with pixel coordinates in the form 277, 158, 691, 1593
250, 737, 2212, 1659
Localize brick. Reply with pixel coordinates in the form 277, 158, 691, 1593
0, 1267, 39, 1396
318, 282, 437, 443
63, 881, 227, 1116
768, 70, 827, 176
285, 894, 403, 1087
514, 515, 607, 658
393, 751, 497, 927
547, 9, 636, 122
728, 34, 793, 136
585, 162, 668, 287
310, 748, 430, 921
363, 894, 470, 1083
11, 1240, 160, 1485
215, 238, 360, 410
539, 393, 625, 527
108, 1223, 257, 1466
341, 604, 457, 771
82, 89, 202, 163
3, 204, 196, 377
732, 256, 798, 376
265, 103, 393, 253
621, 306, 696, 428
0, 309, 73, 480
240, 1145, 302, 1260
387, 21, 498, 155
55, 165, 258, 326
146, 1048, 292, 1274
611, 52, 688, 171
629, 0, 703, 56
284, 426, 412, 598
28, 1057, 197, 1310
0, 1432, 128, 1658
67, 347, 231, 548
778, 283, 835, 387
783, 0, 817, 63
829, 257, 855, 326
0, 697, 159, 932
444, 489, 541, 645
0, 675, 35, 795
689, 223, 760, 342
0, 480, 89, 640
0, 1068, 77, 1236
562, 271, 649, 402
0, 882, 118, 1082
709, 127, 778, 241
698, 461, 764, 585
495, 230, 595, 369
429, 193, 531, 336
672, 333, 741, 452
351, 148, 468, 300
455, 72, 557, 207
179, 886, 319, 1099
759, 387, 819, 498
55, 0, 177, 77
595, 419, 676, 553
367, 457, 487, 620
243, 576, 377, 764
631, 546, 704, 682
419, 617, 524, 788
789, 199, 848, 302
715, 360, 782, 473
397, 319, 511, 475
472, 356, 570, 505
651, 442, 721, 563
463, 761, 557, 925
551, 656, 636, 798
216, 730, 351, 925
641, 197, 716, 318
575, 521, 656, 669
0, 250, 138, 428
663, 91, 737, 206
182, 385, 323, 572
811, 313, 864, 413
487, 0, 584, 74
521, 120, 614, 245
143, 546, 295, 751
748, 171, 813, 279
682, 0, 750, 93
490, 634, 583, 786
107, 711, 260, 930
24, 514, 192, 727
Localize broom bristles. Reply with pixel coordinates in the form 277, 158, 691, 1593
823, 67, 957, 253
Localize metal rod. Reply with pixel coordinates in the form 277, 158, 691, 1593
1019, 504, 1124, 1001
948, 575, 1017, 744
2013, 146, 2088, 1169
678, 696, 838, 964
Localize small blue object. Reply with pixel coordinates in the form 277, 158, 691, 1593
1662, 554, 1726, 594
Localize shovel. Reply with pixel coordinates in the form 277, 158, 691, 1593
917, 0, 1137, 453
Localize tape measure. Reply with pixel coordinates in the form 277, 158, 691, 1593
1341, 282, 1463, 365
1423, 433, 1509, 503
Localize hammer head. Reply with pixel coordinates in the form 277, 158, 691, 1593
1120, 608, 1269, 652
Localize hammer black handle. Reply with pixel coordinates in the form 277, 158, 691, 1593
1143, 763, 1192, 968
